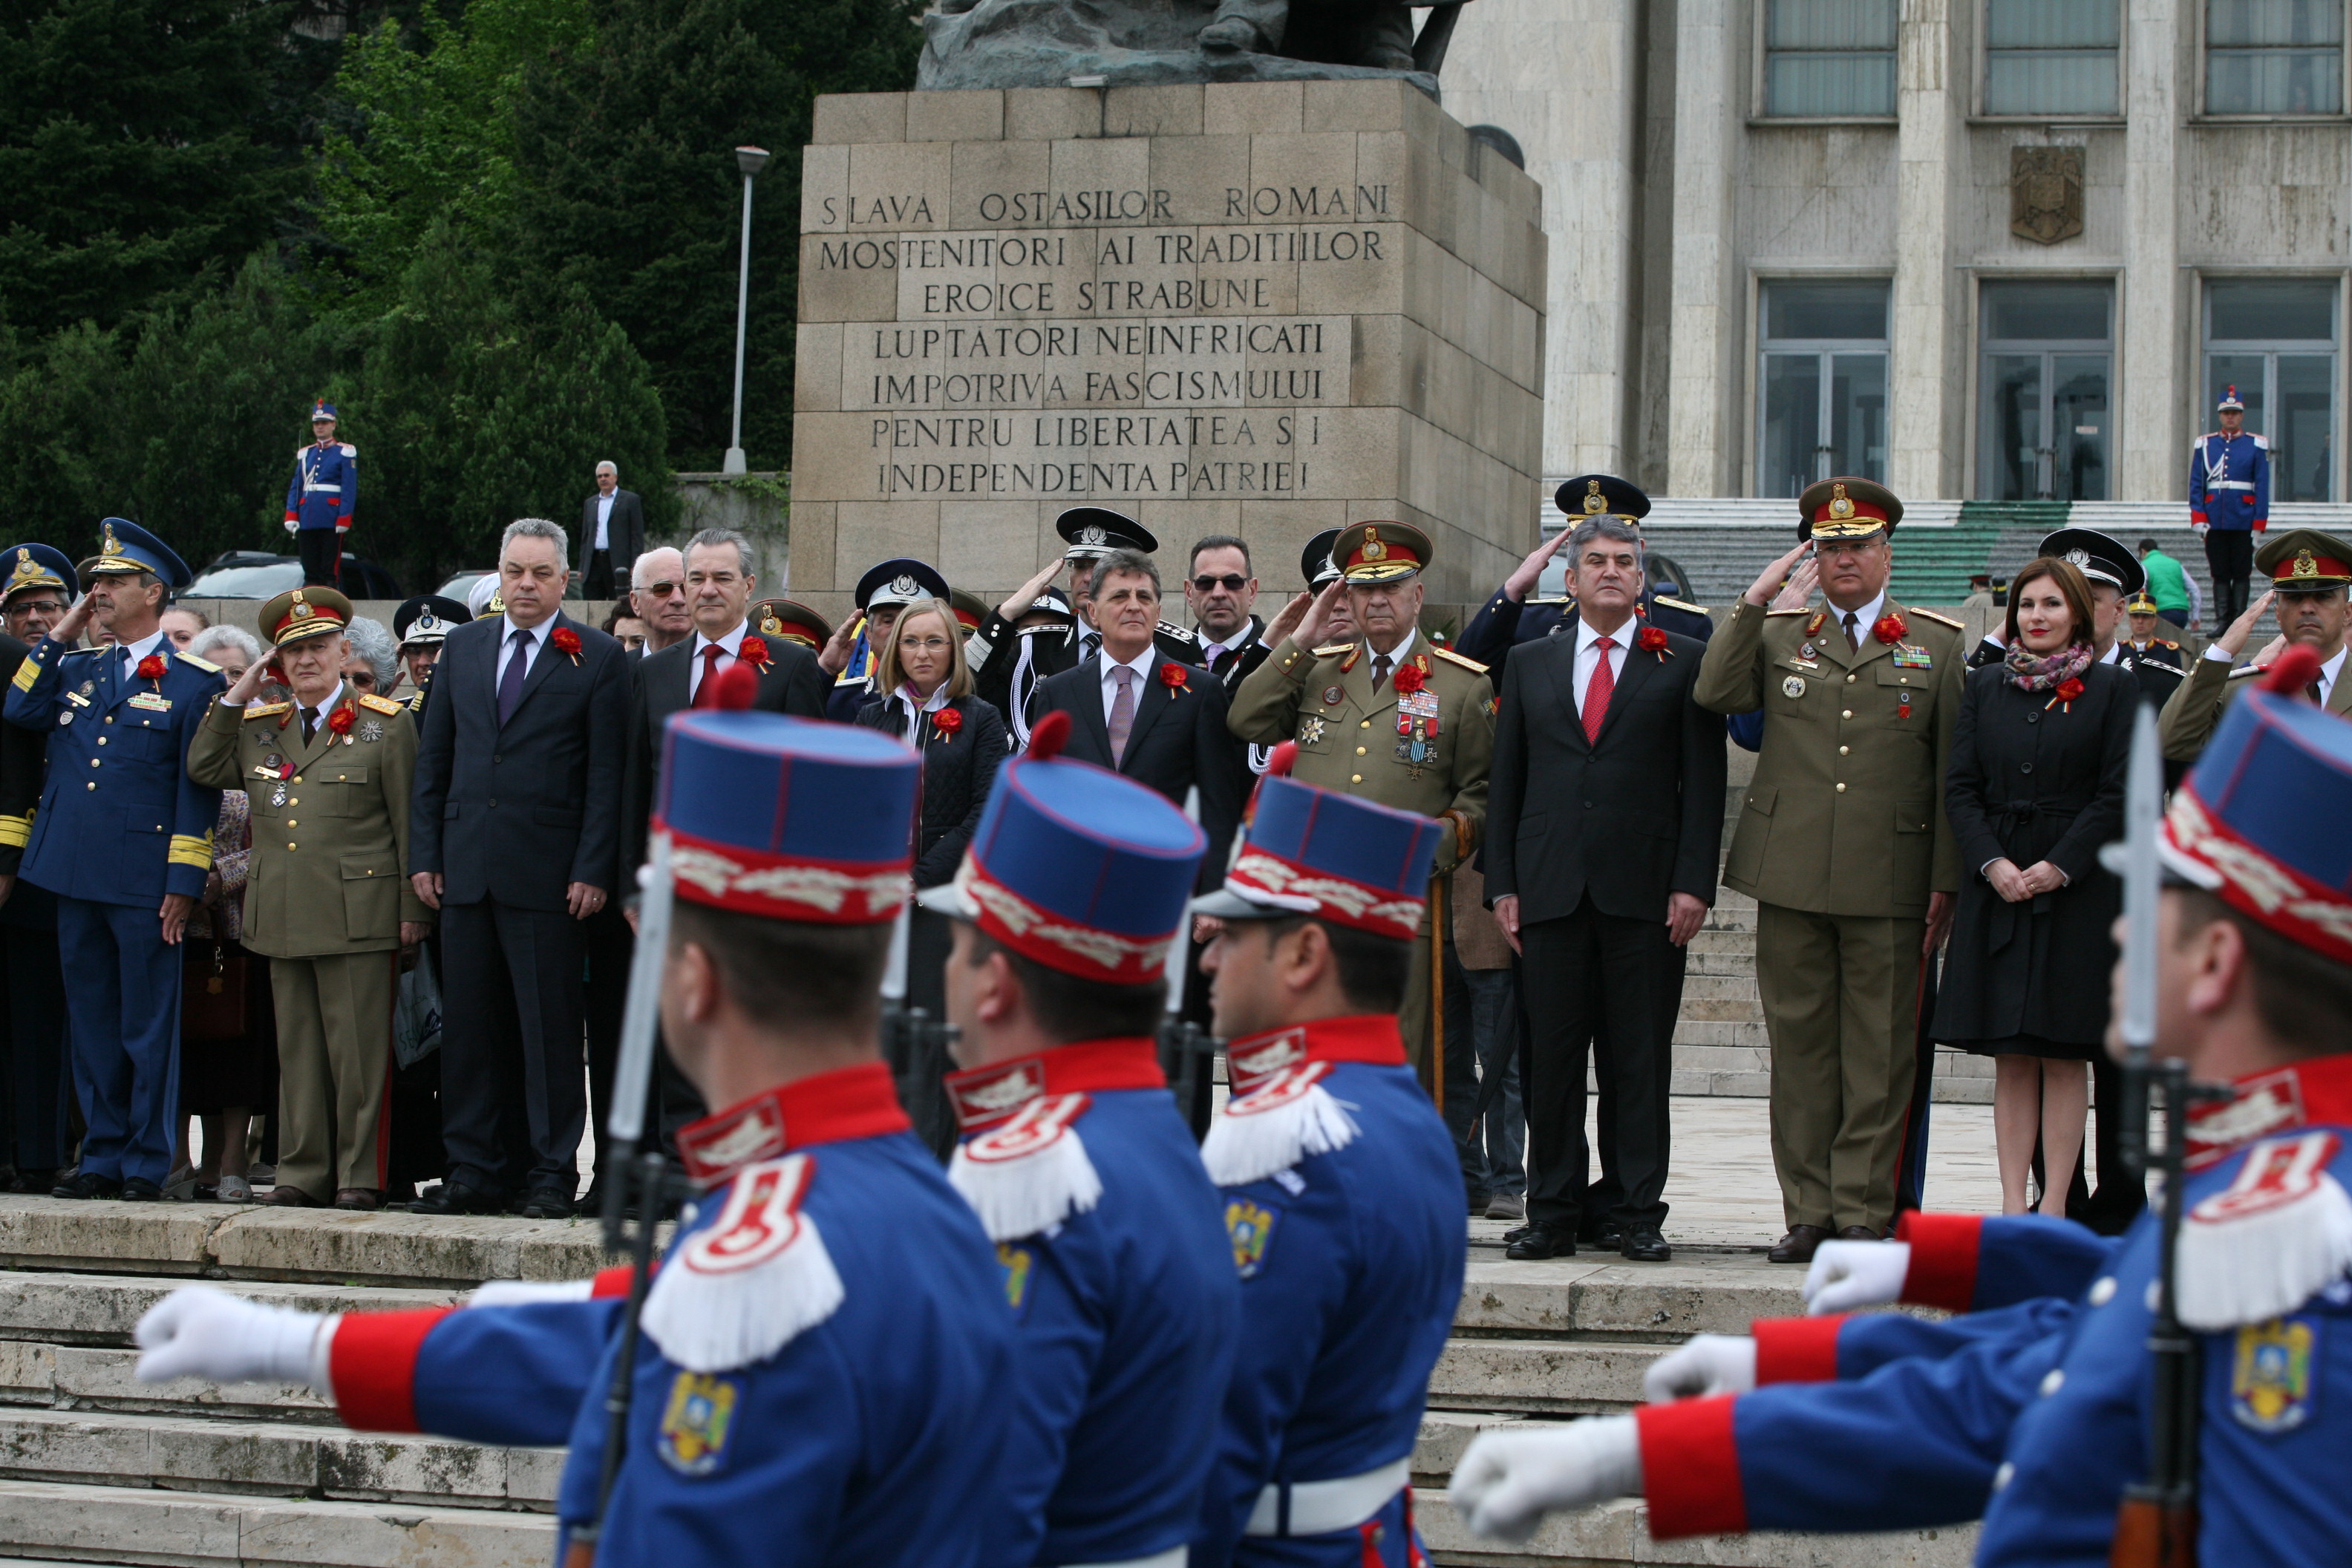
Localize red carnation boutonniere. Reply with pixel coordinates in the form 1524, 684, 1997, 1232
1159, 662, 1189, 700
1390, 662, 1426, 695
1636, 624, 1671, 659
327, 705, 356, 736
551, 627, 582, 667
1872, 612, 1908, 645
930, 705, 962, 740
738, 634, 770, 671
135, 654, 167, 682
2048, 676, 2086, 713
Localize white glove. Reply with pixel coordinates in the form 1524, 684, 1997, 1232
2192, 522, 2209, 538
1642, 1334, 1757, 1402
1450, 1416, 1642, 1544
1804, 1240, 1912, 1316
468, 1278, 595, 1308
284, 519, 299, 536
134, 1285, 335, 1388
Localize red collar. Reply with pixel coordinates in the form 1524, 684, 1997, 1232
2186, 1054, 2352, 1168
944, 1038, 1164, 1133
675, 1062, 910, 1185
1225, 1014, 1405, 1096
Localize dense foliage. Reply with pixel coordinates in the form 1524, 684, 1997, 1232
0, 0, 921, 590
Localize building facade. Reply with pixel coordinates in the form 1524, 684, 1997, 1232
1445, 0, 2352, 506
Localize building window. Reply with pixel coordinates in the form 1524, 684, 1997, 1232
1984, 0, 2120, 114
2206, 0, 2345, 114
1758, 281, 1892, 498
1765, 0, 1898, 116
2205, 278, 2338, 500
1978, 281, 2113, 501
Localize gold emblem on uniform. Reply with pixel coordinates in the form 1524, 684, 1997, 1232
2230, 1317, 2313, 1433
761, 614, 782, 635
1828, 483, 1855, 521
100, 523, 123, 558
656, 1371, 739, 1477
1583, 479, 1606, 514
2293, 549, 2319, 580
1299, 716, 1326, 745
1361, 527, 1385, 562
289, 592, 314, 622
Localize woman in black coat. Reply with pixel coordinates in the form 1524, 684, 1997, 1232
1932, 557, 2133, 1216
854, 597, 1007, 1154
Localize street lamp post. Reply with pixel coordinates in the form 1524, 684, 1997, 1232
723, 145, 771, 477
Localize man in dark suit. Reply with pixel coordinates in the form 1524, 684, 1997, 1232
1485, 503, 1725, 1264
578, 462, 646, 601
1030, 549, 1245, 881
408, 517, 629, 1218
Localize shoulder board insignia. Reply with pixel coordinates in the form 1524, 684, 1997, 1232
340, 442, 358, 457
175, 652, 220, 674
1431, 646, 1488, 674
1310, 642, 1355, 658
947, 1094, 1104, 1242
1525, 594, 1574, 606
2160, 638, 2181, 650
357, 692, 405, 715
1907, 607, 1966, 631
2175, 1131, 2352, 1331
1653, 595, 1710, 615
295, 445, 310, 460
1337, 644, 1362, 673
1803, 610, 1827, 636
1201, 1062, 1361, 1186
245, 702, 292, 720
1155, 620, 1198, 645
639, 1154, 844, 1373
2252, 434, 2270, 449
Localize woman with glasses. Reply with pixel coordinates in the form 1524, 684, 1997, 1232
853, 595, 1007, 1154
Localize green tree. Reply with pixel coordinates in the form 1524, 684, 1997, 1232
507, 0, 921, 470
0, 0, 324, 338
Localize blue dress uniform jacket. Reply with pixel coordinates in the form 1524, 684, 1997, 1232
941, 1039, 1239, 1568
5, 638, 223, 904
2189, 430, 2269, 532
327, 1064, 1014, 1568
285, 440, 357, 532
1633, 1054, 2352, 1567
1193, 1015, 1466, 1567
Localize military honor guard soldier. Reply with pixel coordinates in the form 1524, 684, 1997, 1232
5, 520, 225, 1199
918, 710, 1239, 1568
1189, 762, 1466, 1565
1226, 520, 1494, 1079
1693, 480, 1966, 1261
284, 399, 356, 589
133, 705, 1016, 1566
1451, 648, 2352, 1566
187, 588, 427, 1209
2159, 526, 2352, 762
2190, 384, 2270, 627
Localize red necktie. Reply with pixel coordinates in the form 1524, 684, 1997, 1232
693, 644, 728, 708
1582, 636, 1616, 745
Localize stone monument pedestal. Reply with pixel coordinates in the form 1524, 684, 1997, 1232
790, 80, 1545, 620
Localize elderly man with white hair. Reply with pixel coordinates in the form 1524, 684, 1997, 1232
577, 460, 644, 601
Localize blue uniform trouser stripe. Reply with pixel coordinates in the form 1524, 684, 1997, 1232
55, 895, 182, 1184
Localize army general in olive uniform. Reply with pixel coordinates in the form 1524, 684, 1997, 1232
187, 588, 430, 1209
1227, 520, 1494, 1075
2157, 526, 2352, 764
1693, 480, 1964, 1260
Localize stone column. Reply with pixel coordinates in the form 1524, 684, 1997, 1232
1666, 0, 1738, 495
2120, 0, 2182, 501
1443, 0, 1641, 477
1889, 0, 1956, 499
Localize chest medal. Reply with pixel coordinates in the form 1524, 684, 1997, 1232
1298, 716, 1326, 746
268, 785, 288, 808
1783, 675, 1807, 699
1394, 689, 1441, 776
359, 719, 385, 744
1321, 685, 1345, 707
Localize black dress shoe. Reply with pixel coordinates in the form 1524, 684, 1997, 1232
1619, 1224, 1672, 1263
519, 1186, 574, 1220
120, 1177, 162, 1202
12, 1169, 55, 1195
1505, 1225, 1575, 1261
413, 1180, 503, 1215
1499, 1222, 1540, 1245
50, 1171, 121, 1200
1768, 1224, 1833, 1264
1837, 1224, 1884, 1242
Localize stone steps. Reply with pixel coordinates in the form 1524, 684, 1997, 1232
0, 1477, 552, 1568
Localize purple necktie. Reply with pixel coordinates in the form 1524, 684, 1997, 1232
1108, 664, 1137, 768
497, 627, 531, 725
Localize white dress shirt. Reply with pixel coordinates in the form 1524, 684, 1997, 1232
2321, 646, 2347, 707
1823, 592, 1887, 650
1098, 643, 1160, 726
1574, 615, 1633, 713
687, 621, 749, 702
500, 616, 551, 685
1197, 619, 1258, 669
115, 628, 170, 671
595, 491, 615, 551
1363, 629, 1418, 683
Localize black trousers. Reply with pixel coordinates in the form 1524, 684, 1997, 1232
296, 529, 341, 588
1, 924, 71, 1172
2205, 529, 2255, 625
583, 550, 615, 601
439, 900, 587, 1195
1521, 898, 1686, 1232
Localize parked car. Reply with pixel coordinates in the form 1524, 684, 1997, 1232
436, 569, 586, 604
186, 552, 402, 601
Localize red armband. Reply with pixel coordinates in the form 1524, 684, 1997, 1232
329, 1307, 455, 1432
1637, 1395, 1748, 1540
1893, 1212, 1982, 1312
1751, 1315, 1846, 1384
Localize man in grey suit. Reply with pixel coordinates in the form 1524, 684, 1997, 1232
579, 462, 646, 601
409, 517, 630, 1218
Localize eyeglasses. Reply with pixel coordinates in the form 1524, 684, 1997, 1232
638, 581, 685, 598
898, 636, 951, 652
1192, 574, 1249, 592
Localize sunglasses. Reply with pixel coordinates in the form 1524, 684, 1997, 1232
639, 581, 686, 598
1192, 574, 1249, 592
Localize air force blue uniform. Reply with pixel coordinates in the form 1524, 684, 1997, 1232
4, 521, 221, 1186
2189, 428, 2270, 532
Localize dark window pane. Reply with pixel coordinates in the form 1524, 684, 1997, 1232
1760, 354, 1826, 497
2209, 279, 2336, 342
1986, 51, 2120, 114
1829, 353, 1889, 480
1768, 0, 1898, 50
1766, 53, 1898, 114
2276, 354, 2335, 500
2209, 0, 2344, 48
1763, 281, 1891, 341
1982, 281, 2113, 342
2207, 48, 2345, 112
1982, 355, 2047, 498
1988, 0, 2120, 49
2051, 355, 2111, 501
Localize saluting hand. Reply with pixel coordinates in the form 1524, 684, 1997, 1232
1768, 557, 1819, 613
993, 558, 1067, 627
223, 648, 282, 708
1743, 541, 1814, 609
48, 591, 97, 645
1500, 529, 1572, 604
1290, 578, 1348, 649
817, 616, 860, 678
2214, 589, 2276, 660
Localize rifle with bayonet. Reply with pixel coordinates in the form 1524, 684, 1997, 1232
880, 900, 959, 1158
1156, 786, 1220, 1139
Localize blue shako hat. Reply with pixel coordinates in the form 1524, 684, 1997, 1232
0, 544, 76, 604
81, 519, 191, 587
916, 710, 1205, 984
1193, 763, 1444, 941
655, 709, 919, 925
